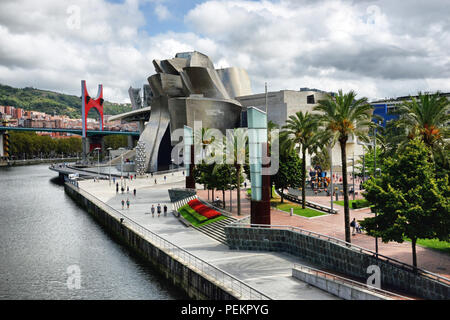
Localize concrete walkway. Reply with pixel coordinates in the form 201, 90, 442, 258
78, 173, 338, 300
196, 187, 450, 279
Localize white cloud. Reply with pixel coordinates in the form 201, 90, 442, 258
0, 0, 449, 105
154, 4, 172, 21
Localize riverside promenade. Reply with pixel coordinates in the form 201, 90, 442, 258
75, 172, 339, 300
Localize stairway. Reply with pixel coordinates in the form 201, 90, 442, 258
192, 216, 237, 245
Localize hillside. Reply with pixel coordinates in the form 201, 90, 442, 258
0, 84, 132, 119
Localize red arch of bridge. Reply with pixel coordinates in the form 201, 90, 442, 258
81, 80, 104, 137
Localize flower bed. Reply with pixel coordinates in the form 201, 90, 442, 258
188, 199, 222, 219
179, 204, 208, 223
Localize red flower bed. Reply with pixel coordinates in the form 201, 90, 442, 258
188, 199, 221, 219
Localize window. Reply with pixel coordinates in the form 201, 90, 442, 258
307, 95, 315, 104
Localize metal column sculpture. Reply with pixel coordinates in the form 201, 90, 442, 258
248, 107, 271, 225
184, 125, 195, 189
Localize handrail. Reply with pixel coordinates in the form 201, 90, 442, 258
227, 222, 450, 287
66, 182, 271, 300
293, 264, 412, 300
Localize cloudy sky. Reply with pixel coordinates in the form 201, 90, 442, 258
0, 0, 449, 103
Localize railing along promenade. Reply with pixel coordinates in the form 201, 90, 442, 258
67, 180, 271, 300
292, 264, 412, 300
228, 221, 450, 287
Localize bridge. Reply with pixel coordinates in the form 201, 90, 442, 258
0, 126, 140, 136
0, 126, 141, 160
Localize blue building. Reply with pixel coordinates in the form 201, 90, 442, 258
371, 103, 399, 127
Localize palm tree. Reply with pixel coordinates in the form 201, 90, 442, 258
314, 90, 373, 243
282, 111, 321, 209
225, 128, 248, 215
394, 91, 450, 168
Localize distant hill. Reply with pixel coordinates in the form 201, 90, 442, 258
0, 84, 132, 119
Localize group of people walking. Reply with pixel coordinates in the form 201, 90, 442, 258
150, 204, 168, 217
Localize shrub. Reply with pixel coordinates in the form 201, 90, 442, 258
351, 199, 370, 209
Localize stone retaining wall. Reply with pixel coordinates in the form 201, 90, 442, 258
225, 226, 449, 300
168, 188, 197, 203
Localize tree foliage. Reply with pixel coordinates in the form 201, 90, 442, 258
271, 149, 303, 203
360, 138, 450, 267
9, 131, 81, 158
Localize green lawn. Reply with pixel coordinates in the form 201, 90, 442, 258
334, 200, 355, 207
275, 202, 326, 217
405, 237, 450, 255
178, 205, 228, 227
334, 199, 370, 209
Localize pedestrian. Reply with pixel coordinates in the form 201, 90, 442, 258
151, 205, 155, 217
121, 186, 124, 194
127, 186, 129, 193
244, 181, 247, 189
164, 175, 166, 182
133, 188, 136, 197
154, 179, 157, 184
163, 204, 168, 216
126, 198, 130, 209
157, 204, 161, 217
130, 175, 132, 181
350, 218, 356, 235
116, 184, 119, 194
121, 199, 125, 210
113, 177, 116, 184
356, 221, 362, 234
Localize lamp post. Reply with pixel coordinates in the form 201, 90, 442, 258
352, 153, 355, 201
107, 147, 112, 186
118, 147, 124, 187
94, 147, 101, 180
373, 126, 378, 258
329, 145, 333, 212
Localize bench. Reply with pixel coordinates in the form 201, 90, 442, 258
285, 193, 338, 214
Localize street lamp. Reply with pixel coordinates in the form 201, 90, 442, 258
94, 147, 101, 180
118, 147, 125, 188
107, 147, 112, 186
328, 145, 333, 212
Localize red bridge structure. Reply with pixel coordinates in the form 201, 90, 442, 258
81, 80, 104, 162
81, 80, 104, 138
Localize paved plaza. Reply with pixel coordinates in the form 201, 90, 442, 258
76, 170, 449, 299
78, 172, 338, 300
196, 187, 450, 279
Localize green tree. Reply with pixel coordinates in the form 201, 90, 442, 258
104, 135, 128, 150
271, 149, 303, 203
360, 138, 450, 268
394, 91, 450, 174
315, 90, 374, 243
282, 111, 321, 209
211, 164, 235, 209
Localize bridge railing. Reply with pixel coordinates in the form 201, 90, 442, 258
67, 182, 271, 300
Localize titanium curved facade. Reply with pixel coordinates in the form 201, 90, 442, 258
137, 51, 252, 172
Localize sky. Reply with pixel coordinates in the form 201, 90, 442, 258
0, 0, 449, 103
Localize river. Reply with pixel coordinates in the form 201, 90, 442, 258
0, 164, 186, 299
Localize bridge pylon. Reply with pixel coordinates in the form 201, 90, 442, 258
81, 80, 104, 164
